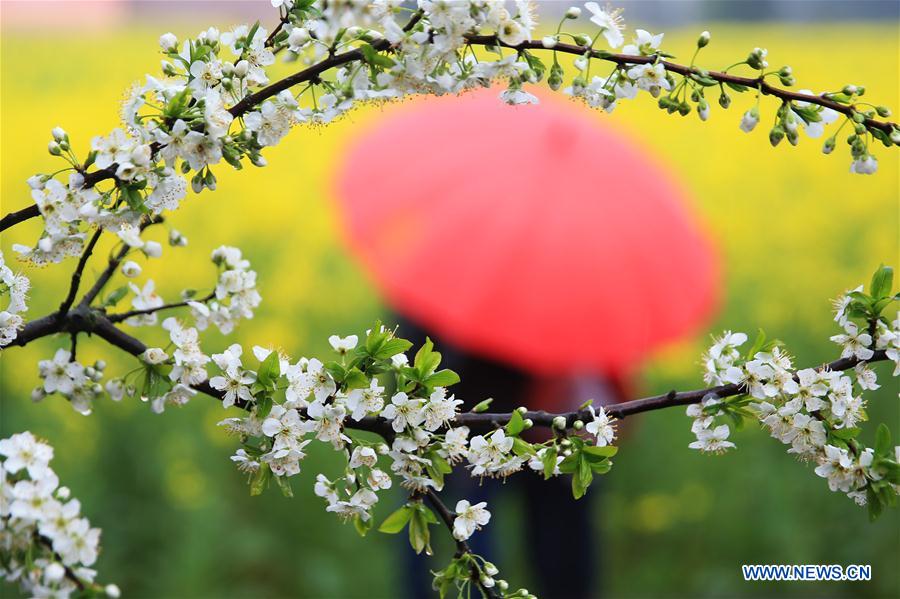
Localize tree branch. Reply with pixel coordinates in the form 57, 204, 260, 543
423, 489, 500, 599
57, 227, 103, 319
5, 297, 889, 440
0, 204, 40, 232
4, 10, 894, 233
463, 36, 897, 133
106, 291, 215, 324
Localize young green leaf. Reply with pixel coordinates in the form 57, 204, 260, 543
870, 265, 893, 299
471, 398, 493, 413
505, 409, 525, 436
423, 369, 461, 388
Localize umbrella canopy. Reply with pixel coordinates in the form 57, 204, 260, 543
335, 87, 718, 375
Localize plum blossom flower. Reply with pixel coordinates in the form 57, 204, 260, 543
452, 500, 491, 541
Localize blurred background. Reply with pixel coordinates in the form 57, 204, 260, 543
1, 1, 898, 597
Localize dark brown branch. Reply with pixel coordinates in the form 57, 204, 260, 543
57, 227, 103, 319
107, 291, 215, 323
77, 215, 162, 309
4, 11, 895, 233
464, 35, 898, 134
0, 204, 40, 232
33, 532, 87, 592
4, 298, 890, 437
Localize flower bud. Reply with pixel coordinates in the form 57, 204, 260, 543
548, 63, 564, 91
480, 576, 495, 588
497, 580, 509, 592
169, 229, 188, 247
159, 32, 178, 52
541, 36, 558, 49
890, 130, 900, 144
821, 136, 836, 154
288, 27, 310, 48
106, 584, 122, 598
48, 141, 62, 156
565, 7, 582, 19
769, 124, 785, 147
95, 360, 107, 371
121, 260, 142, 278
141, 348, 169, 364
523, 418, 533, 429
31, 387, 46, 402
516, 406, 527, 414
57, 486, 71, 499
552, 416, 567, 429
161, 60, 178, 77
234, 60, 250, 78
842, 84, 858, 96
697, 31, 710, 48
573, 419, 584, 430
51, 126, 68, 142
739, 107, 759, 133
876, 106, 891, 118
143, 241, 163, 258
45, 563, 66, 583
697, 99, 710, 121
484, 562, 499, 576
718, 91, 731, 109
346, 26, 363, 38
574, 34, 592, 47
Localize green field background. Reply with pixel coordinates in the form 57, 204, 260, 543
1, 21, 898, 598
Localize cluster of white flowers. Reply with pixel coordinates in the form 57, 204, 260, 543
690, 284, 899, 508
1, 432, 117, 598
188, 246, 261, 334
12, 1, 888, 279
0, 251, 29, 347
33, 349, 106, 416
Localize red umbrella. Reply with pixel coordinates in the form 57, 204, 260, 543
334, 87, 718, 376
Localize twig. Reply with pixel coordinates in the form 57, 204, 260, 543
423, 489, 501, 599
57, 227, 103, 319
2, 10, 895, 233
106, 291, 215, 323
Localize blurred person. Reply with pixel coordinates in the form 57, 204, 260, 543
396, 315, 630, 599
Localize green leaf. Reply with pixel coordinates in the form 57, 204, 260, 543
589, 460, 612, 475
359, 42, 395, 69
274, 474, 293, 498
414, 337, 442, 377
343, 367, 370, 391
408, 510, 432, 555
541, 446, 558, 480
866, 486, 883, 521
511, 437, 535, 457
746, 328, 767, 359
374, 337, 413, 360
257, 351, 281, 387
725, 81, 749, 93
829, 426, 860, 441
571, 454, 592, 499
505, 410, 525, 436
353, 514, 373, 537
423, 369, 461, 389
582, 444, 618, 459
250, 463, 271, 496
255, 393, 273, 419
875, 423, 892, 456
870, 265, 893, 299
471, 398, 493, 413
872, 297, 895, 316
101, 285, 129, 308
